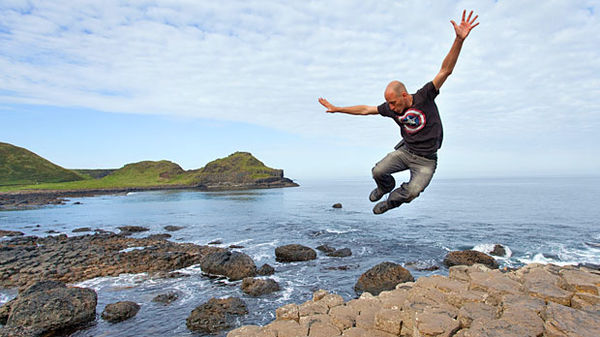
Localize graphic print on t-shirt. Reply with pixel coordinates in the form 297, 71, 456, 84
396, 108, 426, 134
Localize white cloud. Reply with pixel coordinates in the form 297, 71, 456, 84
1, 0, 599, 177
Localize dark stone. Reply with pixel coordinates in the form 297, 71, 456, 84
316, 245, 336, 253
117, 226, 149, 234
73, 202, 82, 205
163, 225, 185, 231
241, 277, 280, 296
45, 230, 59, 234
354, 262, 414, 296
101, 301, 140, 323
257, 264, 275, 276
0, 230, 24, 237
275, 244, 317, 262
326, 248, 352, 258
152, 292, 179, 305
229, 245, 245, 249
200, 251, 257, 281
145, 234, 172, 240
490, 244, 506, 257
0, 280, 96, 335
332, 203, 342, 208
208, 240, 223, 245
72, 227, 92, 233
186, 297, 247, 333
443, 250, 499, 269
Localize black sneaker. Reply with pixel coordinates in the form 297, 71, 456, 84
373, 200, 392, 214
369, 188, 385, 202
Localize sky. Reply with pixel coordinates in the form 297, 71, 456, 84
1, 0, 599, 181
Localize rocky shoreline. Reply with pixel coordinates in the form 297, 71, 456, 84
1, 233, 599, 336
0, 178, 298, 210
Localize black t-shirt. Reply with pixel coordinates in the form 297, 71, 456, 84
377, 81, 443, 156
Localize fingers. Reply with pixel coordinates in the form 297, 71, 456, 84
470, 22, 480, 30
462, 9, 466, 22
466, 10, 473, 23
450, 20, 457, 29
470, 14, 478, 25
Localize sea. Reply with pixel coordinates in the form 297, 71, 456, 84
1, 177, 599, 336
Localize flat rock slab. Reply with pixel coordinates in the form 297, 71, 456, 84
0, 232, 224, 288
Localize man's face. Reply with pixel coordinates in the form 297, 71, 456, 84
385, 91, 405, 113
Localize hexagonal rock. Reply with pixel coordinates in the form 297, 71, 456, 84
340, 327, 397, 337
559, 267, 600, 295
300, 314, 341, 336
354, 262, 414, 296
227, 325, 277, 337
241, 277, 280, 297
520, 268, 573, 306
374, 308, 402, 335
266, 319, 308, 337
458, 302, 497, 328
200, 251, 257, 281
186, 297, 248, 333
443, 250, 499, 269
329, 305, 358, 331
542, 302, 600, 337
414, 310, 460, 337
101, 301, 140, 323
275, 244, 317, 262
466, 318, 541, 337
276, 303, 300, 322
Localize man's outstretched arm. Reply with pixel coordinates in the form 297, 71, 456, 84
318, 97, 378, 115
432, 10, 479, 90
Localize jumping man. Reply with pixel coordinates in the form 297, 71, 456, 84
319, 10, 479, 214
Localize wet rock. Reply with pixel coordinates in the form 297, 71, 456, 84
145, 234, 171, 240
316, 244, 336, 253
164, 225, 184, 231
152, 292, 179, 305
208, 240, 223, 245
443, 250, 499, 269
332, 203, 342, 208
0, 280, 96, 335
186, 297, 248, 333
229, 245, 245, 249
490, 244, 506, 257
45, 230, 59, 234
275, 244, 317, 262
257, 263, 275, 276
72, 227, 92, 233
326, 248, 352, 258
0, 232, 224, 288
118, 226, 149, 235
73, 202, 82, 205
354, 262, 414, 296
241, 277, 280, 296
0, 230, 24, 237
101, 301, 140, 323
200, 251, 257, 281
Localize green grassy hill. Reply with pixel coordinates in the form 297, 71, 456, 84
187, 151, 283, 184
0, 142, 84, 186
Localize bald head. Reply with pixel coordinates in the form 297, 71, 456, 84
385, 81, 407, 98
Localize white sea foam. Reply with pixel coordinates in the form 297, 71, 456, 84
324, 228, 359, 234
118, 246, 147, 253
126, 192, 138, 196
517, 253, 578, 267
74, 272, 150, 291
472, 243, 512, 259
0, 292, 16, 305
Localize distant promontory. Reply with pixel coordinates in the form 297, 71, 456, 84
0, 142, 298, 209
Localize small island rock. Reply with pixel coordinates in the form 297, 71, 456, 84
275, 244, 317, 262
257, 264, 275, 276
200, 251, 257, 281
101, 301, 140, 323
332, 203, 342, 208
241, 277, 280, 296
187, 297, 248, 333
490, 244, 506, 257
354, 261, 414, 296
326, 248, 352, 258
444, 250, 499, 269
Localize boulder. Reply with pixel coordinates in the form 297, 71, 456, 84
332, 203, 342, 208
152, 292, 179, 305
257, 264, 275, 276
118, 226, 149, 236
101, 301, 140, 323
490, 244, 506, 257
241, 277, 280, 297
316, 245, 336, 253
72, 227, 92, 233
200, 251, 257, 281
327, 248, 352, 258
163, 225, 184, 231
275, 244, 317, 262
186, 297, 248, 333
354, 262, 414, 296
145, 234, 171, 240
0, 230, 24, 237
0, 280, 96, 335
443, 250, 499, 269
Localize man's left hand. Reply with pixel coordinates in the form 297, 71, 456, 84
451, 10, 479, 41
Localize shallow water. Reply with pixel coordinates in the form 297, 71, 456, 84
1, 177, 599, 336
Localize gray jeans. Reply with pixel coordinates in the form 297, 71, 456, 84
371, 145, 437, 207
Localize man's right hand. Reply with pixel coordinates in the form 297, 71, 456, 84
318, 97, 337, 113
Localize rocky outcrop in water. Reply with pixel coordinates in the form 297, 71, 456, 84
354, 262, 415, 296
257, 264, 275, 276
443, 250, 499, 269
101, 301, 140, 323
152, 292, 179, 305
0, 233, 224, 289
0, 230, 24, 237
0, 280, 97, 337
228, 263, 600, 337
187, 297, 248, 333
490, 244, 506, 257
241, 277, 280, 297
200, 251, 257, 281
327, 248, 352, 258
275, 244, 317, 262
